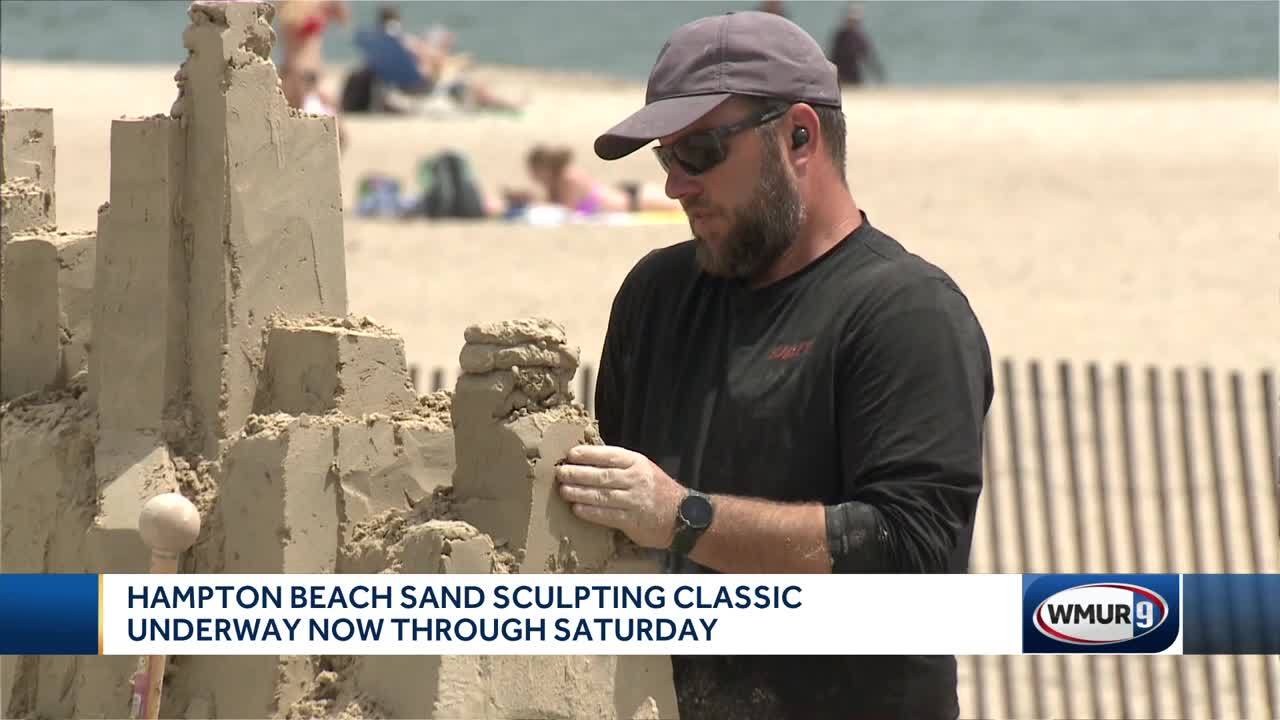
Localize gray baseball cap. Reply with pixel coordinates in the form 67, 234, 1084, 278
594, 10, 841, 161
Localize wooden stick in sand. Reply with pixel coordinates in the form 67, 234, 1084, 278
130, 493, 201, 720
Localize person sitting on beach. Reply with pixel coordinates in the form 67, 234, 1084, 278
367, 3, 527, 113
526, 145, 678, 215
377, 3, 444, 73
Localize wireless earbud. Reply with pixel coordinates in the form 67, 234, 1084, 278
792, 127, 809, 149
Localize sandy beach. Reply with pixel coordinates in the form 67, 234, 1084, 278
1, 60, 1275, 382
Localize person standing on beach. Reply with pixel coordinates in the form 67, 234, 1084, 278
829, 2, 887, 86
757, 0, 788, 18
275, 0, 349, 80
555, 10, 992, 720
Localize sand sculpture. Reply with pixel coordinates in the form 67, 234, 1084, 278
0, 2, 676, 718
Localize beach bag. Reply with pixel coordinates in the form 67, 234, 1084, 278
417, 151, 486, 219
355, 174, 411, 218
340, 66, 376, 113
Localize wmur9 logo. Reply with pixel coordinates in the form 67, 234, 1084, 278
1023, 574, 1181, 654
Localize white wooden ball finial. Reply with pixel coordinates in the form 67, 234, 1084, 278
138, 493, 201, 555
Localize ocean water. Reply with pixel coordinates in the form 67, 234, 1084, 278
1, 0, 1275, 87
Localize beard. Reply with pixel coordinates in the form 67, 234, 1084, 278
691, 136, 805, 280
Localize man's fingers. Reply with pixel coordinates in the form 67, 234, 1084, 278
558, 483, 627, 509
556, 464, 629, 488
565, 445, 634, 469
569, 503, 628, 529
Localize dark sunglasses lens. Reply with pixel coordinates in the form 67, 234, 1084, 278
674, 134, 724, 175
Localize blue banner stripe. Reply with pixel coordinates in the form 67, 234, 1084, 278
0, 574, 100, 655
1182, 574, 1280, 655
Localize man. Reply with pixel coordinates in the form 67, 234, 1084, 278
554, 10, 992, 720
830, 2, 887, 87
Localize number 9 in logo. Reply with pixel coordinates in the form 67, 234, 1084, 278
1135, 599, 1154, 629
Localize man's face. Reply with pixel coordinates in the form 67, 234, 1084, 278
660, 101, 805, 281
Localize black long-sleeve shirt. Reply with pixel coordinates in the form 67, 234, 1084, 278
594, 212, 993, 720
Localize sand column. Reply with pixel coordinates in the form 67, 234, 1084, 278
71, 117, 185, 720
0, 106, 55, 240
179, 0, 348, 458
450, 318, 617, 572
88, 116, 188, 536
0, 106, 62, 400
0, 105, 102, 719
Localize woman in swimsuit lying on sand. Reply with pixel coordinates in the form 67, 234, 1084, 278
526, 145, 679, 214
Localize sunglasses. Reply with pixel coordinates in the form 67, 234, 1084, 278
653, 103, 792, 176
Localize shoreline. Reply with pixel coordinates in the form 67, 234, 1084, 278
3, 57, 1276, 99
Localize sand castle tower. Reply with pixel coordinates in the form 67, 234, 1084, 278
0, 103, 93, 398
90, 0, 347, 546
1, 2, 675, 717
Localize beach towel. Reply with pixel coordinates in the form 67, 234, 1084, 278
504, 205, 688, 227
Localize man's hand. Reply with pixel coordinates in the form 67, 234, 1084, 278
555, 446, 686, 549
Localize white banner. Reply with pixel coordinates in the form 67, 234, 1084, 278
101, 574, 1024, 656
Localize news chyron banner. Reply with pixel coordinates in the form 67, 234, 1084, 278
0, 574, 1277, 656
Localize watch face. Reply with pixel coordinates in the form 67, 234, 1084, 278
680, 494, 713, 529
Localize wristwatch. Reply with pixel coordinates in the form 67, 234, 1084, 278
669, 489, 714, 556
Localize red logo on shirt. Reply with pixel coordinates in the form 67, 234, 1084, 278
768, 340, 814, 361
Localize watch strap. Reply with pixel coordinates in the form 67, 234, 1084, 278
669, 523, 701, 557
